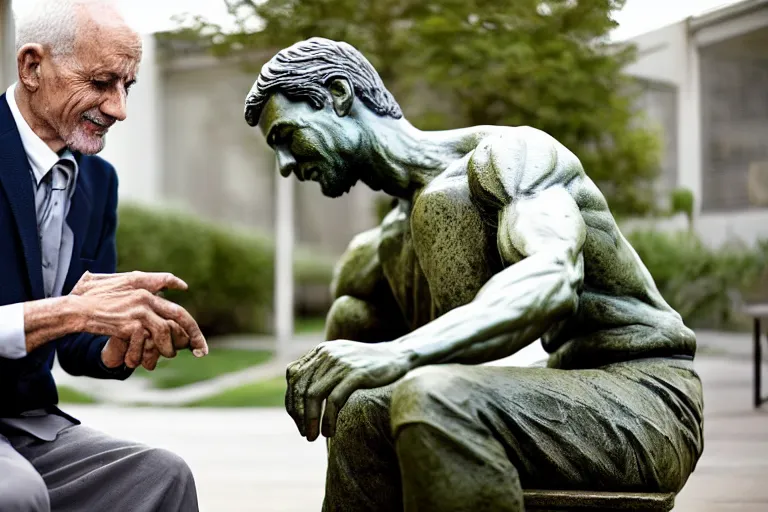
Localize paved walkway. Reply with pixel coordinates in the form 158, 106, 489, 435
61, 351, 768, 511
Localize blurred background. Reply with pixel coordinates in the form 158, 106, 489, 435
2, 0, 768, 510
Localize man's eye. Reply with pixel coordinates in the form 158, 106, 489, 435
92, 80, 110, 90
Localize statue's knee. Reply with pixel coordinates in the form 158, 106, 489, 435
334, 388, 391, 445
326, 295, 372, 341
391, 366, 465, 432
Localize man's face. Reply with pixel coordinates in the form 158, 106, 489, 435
258, 93, 362, 198
32, 22, 141, 154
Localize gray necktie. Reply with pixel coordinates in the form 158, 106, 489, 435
36, 159, 74, 298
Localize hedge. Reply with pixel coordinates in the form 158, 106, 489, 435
627, 230, 768, 330
116, 203, 336, 337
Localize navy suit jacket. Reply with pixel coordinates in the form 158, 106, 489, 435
0, 93, 131, 416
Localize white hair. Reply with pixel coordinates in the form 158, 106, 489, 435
14, 0, 125, 57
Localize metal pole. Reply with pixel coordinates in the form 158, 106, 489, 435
755, 317, 762, 408
274, 160, 295, 364
0, 0, 15, 90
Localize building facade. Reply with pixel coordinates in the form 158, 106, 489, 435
626, 0, 768, 248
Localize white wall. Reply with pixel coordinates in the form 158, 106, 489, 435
99, 33, 161, 204
626, 20, 704, 226
625, 21, 689, 87
0, 0, 14, 90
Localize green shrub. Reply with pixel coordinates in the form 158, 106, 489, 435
669, 188, 695, 229
627, 230, 768, 330
116, 203, 336, 336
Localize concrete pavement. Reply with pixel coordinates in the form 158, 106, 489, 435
60, 351, 768, 511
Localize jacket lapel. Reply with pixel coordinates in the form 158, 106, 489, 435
0, 93, 45, 299
63, 152, 92, 292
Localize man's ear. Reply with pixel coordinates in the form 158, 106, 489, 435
328, 77, 354, 117
17, 44, 45, 92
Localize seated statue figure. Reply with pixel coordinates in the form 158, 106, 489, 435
244, 37, 704, 512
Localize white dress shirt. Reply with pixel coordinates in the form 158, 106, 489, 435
0, 83, 79, 359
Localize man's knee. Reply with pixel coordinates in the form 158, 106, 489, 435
144, 448, 195, 489
0, 467, 50, 512
390, 365, 474, 434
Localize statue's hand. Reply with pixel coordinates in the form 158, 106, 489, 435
285, 340, 411, 441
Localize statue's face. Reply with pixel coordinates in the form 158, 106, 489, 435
258, 93, 361, 197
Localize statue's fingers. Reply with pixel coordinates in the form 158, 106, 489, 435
286, 365, 319, 437
285, 364, 300, 433
321, 374, 365, 439
285, 347, 324, 433
304, 364, 340, 442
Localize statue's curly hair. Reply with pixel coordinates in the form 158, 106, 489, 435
244, 37, 402, 126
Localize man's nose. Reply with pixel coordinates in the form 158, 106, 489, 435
101, 88, 127, 122
276, 148, 297, 178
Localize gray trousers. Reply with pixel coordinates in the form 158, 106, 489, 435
0, 424, 199, 512
323, 357, 704, 512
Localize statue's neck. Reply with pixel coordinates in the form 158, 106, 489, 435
361, 115, 497, 199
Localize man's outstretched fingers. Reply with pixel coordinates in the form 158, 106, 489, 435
125, 329, 147, 368
149, 296, 207, 357
141, 339, 160, 371
139, 304, 175, 358
128, 271, 188, 293
168, 321, 186, 352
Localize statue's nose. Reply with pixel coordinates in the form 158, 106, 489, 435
276, 149, 297, 178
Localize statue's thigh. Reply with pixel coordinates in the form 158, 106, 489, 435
390, 362, 701, 492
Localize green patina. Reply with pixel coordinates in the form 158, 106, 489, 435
245, 37, 704, 512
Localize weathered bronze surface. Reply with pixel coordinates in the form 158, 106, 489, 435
523, 490, 675, 511
245, 37, 704, 512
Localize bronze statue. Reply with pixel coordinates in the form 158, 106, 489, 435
244, 37, 703, 511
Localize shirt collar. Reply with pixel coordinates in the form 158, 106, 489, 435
5, 83, 78, 186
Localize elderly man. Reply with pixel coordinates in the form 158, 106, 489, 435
0, 1, 205, 510
245, 38, 704, 511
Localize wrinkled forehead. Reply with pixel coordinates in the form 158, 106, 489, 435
70, 8, 142, 74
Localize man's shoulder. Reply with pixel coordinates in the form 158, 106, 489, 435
77, 153, 118, 187
468, 126, 583, 202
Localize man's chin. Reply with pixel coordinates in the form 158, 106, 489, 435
67, 134, 107, 155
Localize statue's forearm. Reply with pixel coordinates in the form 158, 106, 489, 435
391, 251, 581, 368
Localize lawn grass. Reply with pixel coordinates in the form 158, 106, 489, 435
185, 376, 287, 407
57, 385, 97, 404
133, 348, 274, 389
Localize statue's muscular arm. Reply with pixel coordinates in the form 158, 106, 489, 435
325, 226, 408, 343
390, 129, 587, 366
286, 128, 588, 441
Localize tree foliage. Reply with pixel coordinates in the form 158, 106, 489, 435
174, 0, 661, 216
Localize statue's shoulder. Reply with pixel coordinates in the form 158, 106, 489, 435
468, 126, 584, 206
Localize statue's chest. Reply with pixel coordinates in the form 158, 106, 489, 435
379, 177, 502, 329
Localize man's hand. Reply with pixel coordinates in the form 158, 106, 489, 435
286, 340, 412, 441
69, 271, 208, 367
101, 319, 190, 370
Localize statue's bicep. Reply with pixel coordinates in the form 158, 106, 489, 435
497, 187, 586, 265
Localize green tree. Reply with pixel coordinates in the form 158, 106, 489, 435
174, 0, 660, 216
